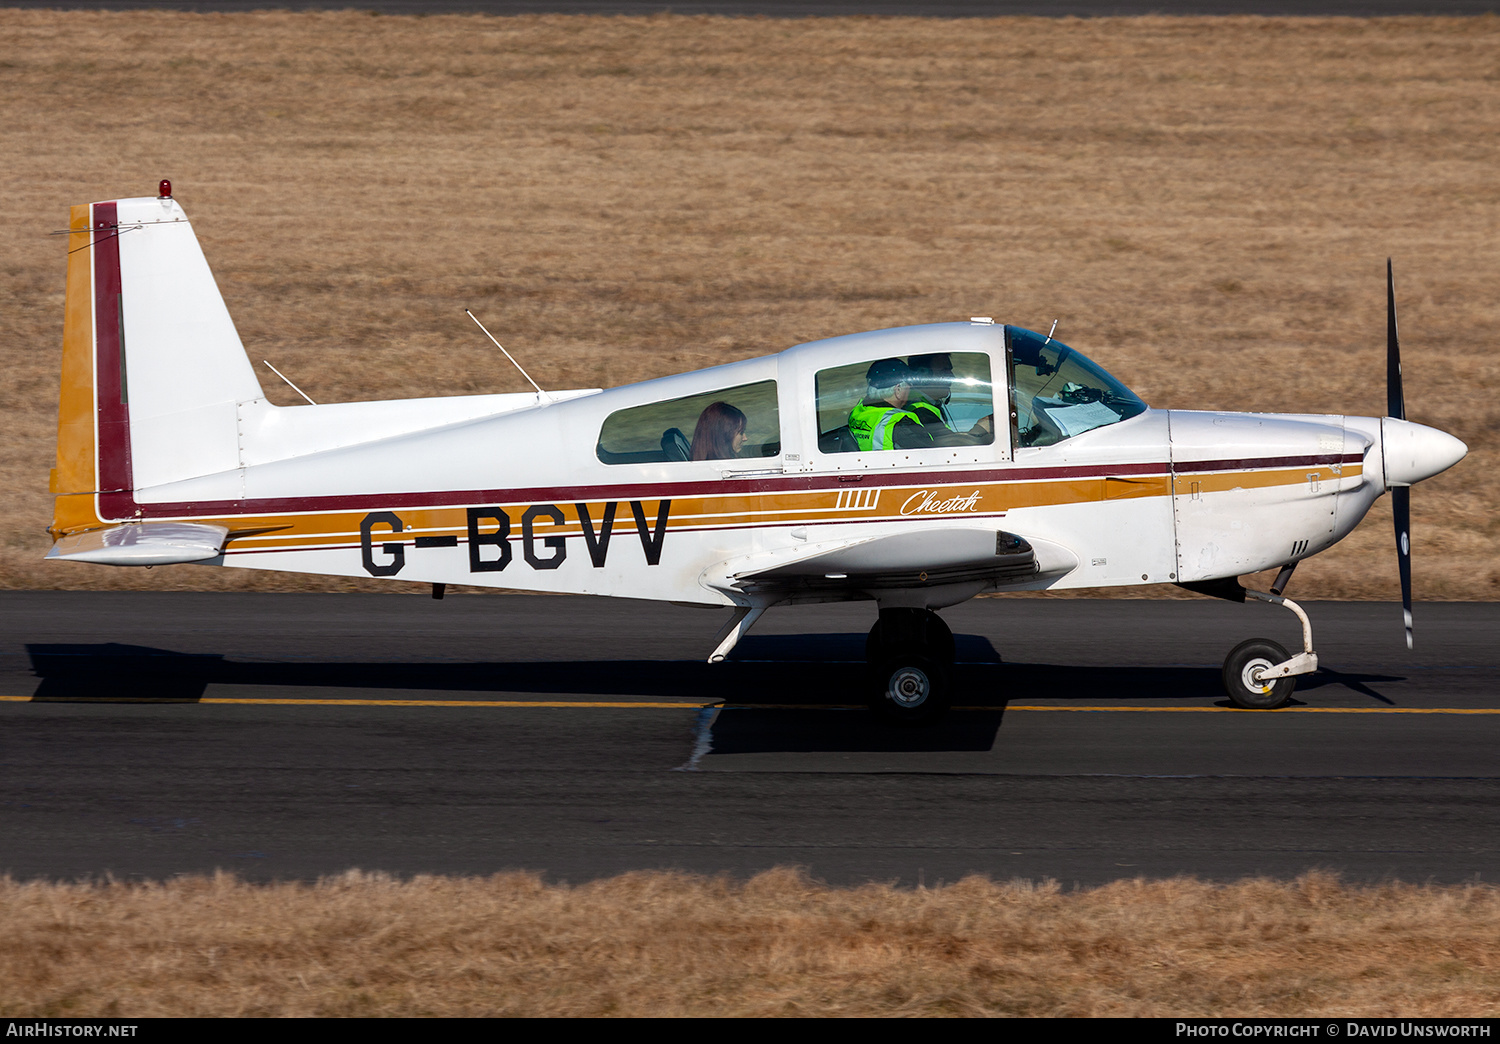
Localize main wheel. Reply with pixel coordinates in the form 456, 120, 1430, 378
1222, 638, 1296, 709
869, 654, 951, 726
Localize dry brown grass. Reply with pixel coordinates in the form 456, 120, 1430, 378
2, 11, 1497, 597
1, 869, 1497, 1017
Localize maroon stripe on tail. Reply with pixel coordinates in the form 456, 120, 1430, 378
91, 201, 134, 518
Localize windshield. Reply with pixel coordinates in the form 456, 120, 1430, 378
1006, 326, 1147, 447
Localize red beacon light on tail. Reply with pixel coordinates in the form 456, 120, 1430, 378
157, 179, 172, 199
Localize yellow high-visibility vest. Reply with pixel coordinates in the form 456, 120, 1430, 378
849, 403, 923, 451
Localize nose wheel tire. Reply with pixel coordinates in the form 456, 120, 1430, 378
1222, 638, 1295, 709
870, 654, 950, 726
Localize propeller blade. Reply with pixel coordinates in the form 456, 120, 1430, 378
1387, 258, 1405, 421
1393, 484, 1413, 649
1388, 260, 1412, 647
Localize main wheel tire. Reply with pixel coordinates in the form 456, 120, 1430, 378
924, 610, 956, 664
865, 609, 956, 665
869, 654, 951, 726
1222, 638, 1296, 709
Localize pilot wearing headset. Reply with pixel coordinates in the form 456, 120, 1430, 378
906, 352, 995, 445
847, 359, 931, 451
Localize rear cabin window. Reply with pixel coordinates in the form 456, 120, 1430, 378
815, 352, 996, 454
596, 380, 780, 465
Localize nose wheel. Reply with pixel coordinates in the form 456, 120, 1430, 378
867, 608, 955, 725
1223, 638, 1296, 709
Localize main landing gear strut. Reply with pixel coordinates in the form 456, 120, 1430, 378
1221, 568, 1320, 709
866, 607, 957, 725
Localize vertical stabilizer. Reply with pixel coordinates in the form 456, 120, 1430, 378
50, 191, 266, 536
116, 194, 265, 488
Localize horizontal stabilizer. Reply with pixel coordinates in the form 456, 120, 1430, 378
46, 522, 228, 567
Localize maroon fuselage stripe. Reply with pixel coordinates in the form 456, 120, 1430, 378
117, 452, 1364, 522
92, 201, 134, 516
1172, 453, 1363, 475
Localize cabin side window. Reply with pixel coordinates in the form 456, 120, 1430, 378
596, 380, 781, 465
815, 352, 996, 454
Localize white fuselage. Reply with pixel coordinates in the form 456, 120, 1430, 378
122, 326, 1390, 609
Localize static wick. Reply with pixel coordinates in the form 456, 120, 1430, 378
466, 310, 552, 404
263, 360, 317, 405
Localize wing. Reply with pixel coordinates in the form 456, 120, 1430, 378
701, 527, 1078, 605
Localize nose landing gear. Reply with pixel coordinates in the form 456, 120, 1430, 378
1222, 589, 1320, 709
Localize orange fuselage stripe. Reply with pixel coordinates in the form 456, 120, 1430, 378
139, 467, 1354, 555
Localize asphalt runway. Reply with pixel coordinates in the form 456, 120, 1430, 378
5, 2, 1496, 16
2, 591, 1497, 886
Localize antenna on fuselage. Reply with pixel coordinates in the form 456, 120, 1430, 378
465, 309, 553, 405
1043, 319, 1059, 346
262, 360, 318, 405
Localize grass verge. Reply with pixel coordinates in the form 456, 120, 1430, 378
2, 869, 1498, 1017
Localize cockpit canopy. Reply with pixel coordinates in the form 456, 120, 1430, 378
591, 322, 1148, 467
1007, 326, 1147, 447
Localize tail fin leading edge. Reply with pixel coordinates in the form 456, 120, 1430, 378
51, 203, 99, 536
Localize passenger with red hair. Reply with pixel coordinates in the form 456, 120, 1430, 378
691, 401, 748, 461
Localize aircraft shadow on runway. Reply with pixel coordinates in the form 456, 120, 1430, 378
24, 634, 1217, 703
22, 636, 1405, 754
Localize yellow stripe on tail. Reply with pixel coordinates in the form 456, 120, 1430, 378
51, 203, 103, 540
